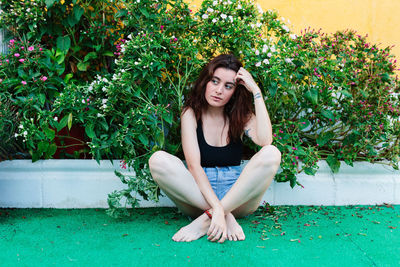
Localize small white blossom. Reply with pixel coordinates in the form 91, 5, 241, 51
213, 1, 218, 6
221, 13, 227, 19
270, 46, 276, 52
128, 34, 133, 40
256, 22, 262, 28
134, 61, 139, 65
82, 99, 86, 104
207, 7, 214, 13
262, 45, 269, 53
54, 117, 58, 121
202, 13, 209, 19
255, 50, 260, 55
212, 18, 217, 23
23, 131, 28, 136
237, 4, 242, 9
290, 34, 297, 40
255, 62, 261, 67
19, 125, 23, 129
282, 25, 290, 32
267, 52, 272, 58
263, 59, 270, 64
284, 58, 293, 64
102, 99, 108, 104
257, 4, 263, 14
102, 87, 107, 92
102, 78, 108, 83
14, 133, 18, 138
229, 16, 233, 23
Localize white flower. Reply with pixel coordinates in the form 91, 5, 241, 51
102, 78, 108, 83
82, 99, 86, 104
221, 13, 227, 19
19, 125, 23, 129
270, 45, 276, 52
23, 131, 28, 136
102, 104, 107, 109
281, 17, 285, 21
263, 59, 270, 64
229, 16, 233, 23
267, 52, 272, 58
14, 133, 18, 138
97, 113, 102, 117
255, 62, 261, 67
290, 34, 297, 40
128, 34, 132, 40
136, 0, 140, 3
282, 25, 290, 32
88, 85, 93, 91
202, 13, 209, 19
256, 22, 262, 28
284, 58, 293, 64
134, 61, 139, 65
255, 50, 260, 55
262, 45, 268, 53
257, 4, 263, 14
213, 1, 218, 6
212, 18, 217, 23
237, 4, 242, 9
207, 7, 214, 13
54, 117, 58, 121
102, 99, 108, 104
121, 69, 126, 73
102, 87, 107, 92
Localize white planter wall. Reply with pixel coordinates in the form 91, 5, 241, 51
0, 160, 399, 208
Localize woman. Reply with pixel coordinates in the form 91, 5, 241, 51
149, 54, 281, 243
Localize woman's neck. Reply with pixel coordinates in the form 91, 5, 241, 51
203, 106, 225, 119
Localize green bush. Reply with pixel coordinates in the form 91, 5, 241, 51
1, 0, 399, 217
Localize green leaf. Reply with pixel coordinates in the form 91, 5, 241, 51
73, 6, 84, 22
67, 113, 73, 130
84, 52, 97, 62
57, 116, 69, 131
321, 110, 335, 120
56, 36, 71, 52
316, 131, 334, 146
38, 94, 46, 106
268, 81, 278, 97
304, 167, 317, 176
46, 144, 57, 158
44, 127, 55, 141
77, 61, 90, 71
340, 90, 352, 98
103, 51, 115, 57
326, 155, 340, 173
64, 73, 73, 84
45, 0, 56, 8
304, 88, 318, 105
85, 124, 96, 139
138, 134, 149, 146
38, 141, 49, 154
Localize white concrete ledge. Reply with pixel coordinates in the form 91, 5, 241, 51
0, 160, 399, 208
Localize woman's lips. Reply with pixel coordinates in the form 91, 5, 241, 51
211, 96, 222, 101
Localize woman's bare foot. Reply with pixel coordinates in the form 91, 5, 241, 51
226, 213, 245, 241
172, 213, 211, 242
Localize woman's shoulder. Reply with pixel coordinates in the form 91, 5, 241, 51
181, 107, 198, 126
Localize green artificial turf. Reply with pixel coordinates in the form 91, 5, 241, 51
0, 205, 399, 266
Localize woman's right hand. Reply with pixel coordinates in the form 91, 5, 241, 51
207, 206, 227, 243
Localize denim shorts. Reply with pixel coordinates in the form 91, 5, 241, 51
203, 165, 243, 200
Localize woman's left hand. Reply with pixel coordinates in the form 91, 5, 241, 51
235, 67, 259, 94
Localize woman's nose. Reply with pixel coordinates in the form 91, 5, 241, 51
215, 84, 223, 93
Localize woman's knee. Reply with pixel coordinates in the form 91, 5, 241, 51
255, 145, 281, 169
148, 151, 171, 177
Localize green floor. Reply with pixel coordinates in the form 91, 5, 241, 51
0, 205, 399, 266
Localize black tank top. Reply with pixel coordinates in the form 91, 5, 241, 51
197, 120, 243, 167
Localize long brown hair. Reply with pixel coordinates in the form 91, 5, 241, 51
183, 54, 253, 141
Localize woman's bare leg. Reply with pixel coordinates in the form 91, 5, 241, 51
148, 145, 281, 242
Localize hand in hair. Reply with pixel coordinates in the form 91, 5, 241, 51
235, 67, 260, 94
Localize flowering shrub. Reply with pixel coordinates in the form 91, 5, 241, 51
1, 0, 399, 216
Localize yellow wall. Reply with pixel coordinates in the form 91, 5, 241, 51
189, 0, 400, 66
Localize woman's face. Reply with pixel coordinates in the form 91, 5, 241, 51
205, 67, 237, 108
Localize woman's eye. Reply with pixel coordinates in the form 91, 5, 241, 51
212, 79, 218, 84
225, 84, 233, 89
